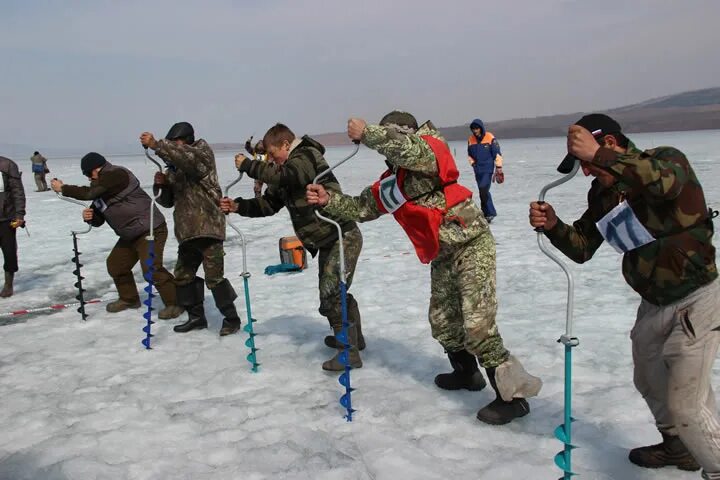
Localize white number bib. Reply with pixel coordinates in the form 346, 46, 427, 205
378, 175, 407, 213
93, 198, 108, 212
596, 200, 655, 253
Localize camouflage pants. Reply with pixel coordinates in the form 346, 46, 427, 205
174, 237, 226, 289
429, 231, 509, 368
317, 226, 363, 320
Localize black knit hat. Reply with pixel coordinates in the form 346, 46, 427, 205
557, 114, 623, 174
81, 152, 107, 177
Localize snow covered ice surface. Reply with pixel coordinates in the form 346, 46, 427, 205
1, 130, 719, 480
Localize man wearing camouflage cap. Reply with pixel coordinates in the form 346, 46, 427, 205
529, 113, 719, 477
307, 111, 542, 425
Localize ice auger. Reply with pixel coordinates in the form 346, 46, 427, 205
225, 173, 260, 372
56, 193, 94, 321
535, 160, 581, 479
140, 147, 165, 349
313, 141, 360, 421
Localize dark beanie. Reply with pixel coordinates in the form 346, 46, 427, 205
81, 152, 107, 176
165, 121, 195, 144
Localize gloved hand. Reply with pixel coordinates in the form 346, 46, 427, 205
492, 166, 504, 184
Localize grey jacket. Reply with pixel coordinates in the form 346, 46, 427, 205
62, 163, 164, 241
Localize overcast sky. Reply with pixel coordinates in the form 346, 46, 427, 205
1, 0, 719, 151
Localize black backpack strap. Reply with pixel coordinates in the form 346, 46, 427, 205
406, 180, 457, 203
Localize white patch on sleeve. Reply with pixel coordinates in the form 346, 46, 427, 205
377, 175, 406, 213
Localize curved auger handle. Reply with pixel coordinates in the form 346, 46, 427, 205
224, 172, 248, 275
55, 192, 93, 235
535, 160, 580, 339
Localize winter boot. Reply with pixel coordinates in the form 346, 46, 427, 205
322, 320, 362, 371
0, 272, 14, 298
628, 432, 700, 471
173, 278, 208, 333
476, 367, 530, 425
434, 349, 487, 391
158, 305, 184, 320
106, 298, 141, 313
324, 297, 365, 350
211, 279, 241, 336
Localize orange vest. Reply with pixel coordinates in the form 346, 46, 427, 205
371, 135, 473, 264
467, 131, 495, 146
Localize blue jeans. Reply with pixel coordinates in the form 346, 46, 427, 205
473, 171, 496, 218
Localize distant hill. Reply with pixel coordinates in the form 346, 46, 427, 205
220, 87, 720, 149
437, 87, 720, 142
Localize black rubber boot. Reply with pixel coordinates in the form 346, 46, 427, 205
628, 432, 700, 471
476, 367, 530, 425
434, 349, 487, 391
173, 277, 208, 333
211, 279, 241, 337
324, 296, 365, 350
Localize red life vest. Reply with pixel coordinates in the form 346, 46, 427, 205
371, 135, 473, 264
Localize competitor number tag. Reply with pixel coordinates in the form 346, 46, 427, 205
93, 198, 108, 212
596, 200, 655, 253
378, 175, 407, 213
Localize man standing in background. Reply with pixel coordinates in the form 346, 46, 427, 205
30, 151, 50, 192
0, 155, 26, 297
467, 119, 504, 223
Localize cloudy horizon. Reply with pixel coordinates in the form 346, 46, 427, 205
1, 0, 719, 151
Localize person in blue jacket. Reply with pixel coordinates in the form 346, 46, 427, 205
467, 119, 504, 222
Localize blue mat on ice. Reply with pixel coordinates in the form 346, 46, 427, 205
264, 263, 303, 275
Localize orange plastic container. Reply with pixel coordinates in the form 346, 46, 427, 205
279, 236, 307, 269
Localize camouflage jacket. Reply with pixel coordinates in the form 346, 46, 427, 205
153, 138, 225, 243
322, 123, 489, 252
545, 142, 717, 305
235, 135, 357, 254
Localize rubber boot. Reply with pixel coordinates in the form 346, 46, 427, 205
324, 297, 365, 350
173, 277, 208, 333
211, 279, 241, 336
105, 298, 141, 313
0, 272, 14, 298
434, 349, 487, 391
628, 432, 700, 471
322, 319, 362, 371
476, 367, 530, 425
